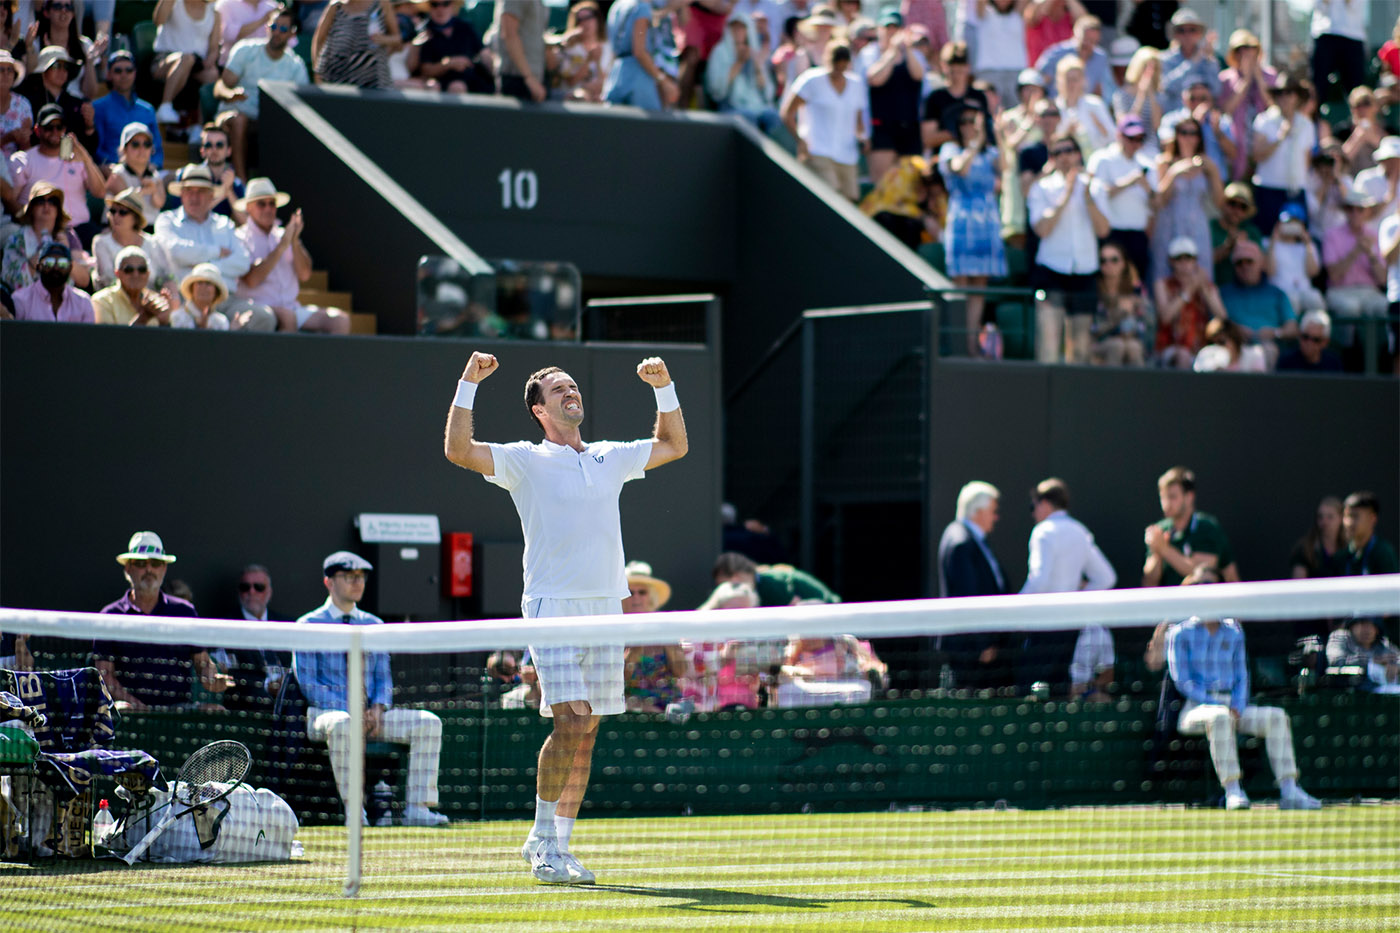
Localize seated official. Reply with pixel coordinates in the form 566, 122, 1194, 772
293, 551, 448, 827
1167, 602, 1322, 811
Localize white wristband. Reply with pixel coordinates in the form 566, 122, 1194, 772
654, 382, 679, 413
453, 380, 478, 409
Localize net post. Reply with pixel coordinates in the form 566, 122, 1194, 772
343, 629, 365, 898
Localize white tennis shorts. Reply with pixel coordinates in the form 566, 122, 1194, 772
523, 597, 625, 717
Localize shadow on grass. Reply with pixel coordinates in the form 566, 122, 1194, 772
585, 884, 935, 914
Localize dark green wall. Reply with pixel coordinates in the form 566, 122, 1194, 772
0, 324, 721, 618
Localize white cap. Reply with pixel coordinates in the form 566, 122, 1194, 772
1167, 236, 1198, 258
1375, 136, 1400, 162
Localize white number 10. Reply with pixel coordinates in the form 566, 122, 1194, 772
498, 168, 538, 210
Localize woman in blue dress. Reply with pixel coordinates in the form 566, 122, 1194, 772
939, 105, 1007, 356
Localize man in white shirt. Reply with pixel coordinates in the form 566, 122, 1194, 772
443, 352, 688, 885
1028, 132, 1111, 363
1355, 137, 1400, 219
153, 164, 251, 289
1086, 113, 1158, 286
1019, 478, 1117, 701
1251, 73, 1316, 238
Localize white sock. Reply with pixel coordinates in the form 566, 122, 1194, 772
1224, 780, 1243, 796
555, 816, 575, 852
531, 797, 558, 840
1279, 778, 1299, 795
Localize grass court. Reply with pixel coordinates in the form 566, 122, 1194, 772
3, 805, 1397, 932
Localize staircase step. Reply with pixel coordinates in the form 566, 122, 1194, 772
298, 288, 353, 310
163, 140, 191, 171
306, 269, 329, 289
348, 312, 377, 335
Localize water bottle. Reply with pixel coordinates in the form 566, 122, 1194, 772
92, 799, 116, 847
939, 664, 955, 691
371, 781, 394, 826
979, 323, 1003, 360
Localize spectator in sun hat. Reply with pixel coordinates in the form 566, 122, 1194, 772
231, 176, 348, 333
1158, 7, 1220, 105
1209, 180, 1263, 285
91, 244, 175, 326
171, 262, 230, 330
621, 560, 684, 713
1306, 139, 1350, 242
294, 550, 450, 828
1153, 235, 1227, 369
17, 46, 95, 155
0, 48, 32, 156
0, 179, 91, 292
91, 186, 175, 291
103, 122, 165, 224
1251, 72, 1315, 238
1216, 29, 1274, 184
94, 531, 231, 711
1107, 34, 1138, 88
6, 239, 92, 322
92, 48, 163, 170
154, 162, 251, 286
1266, 202, 1325, 322
1355, 136, 1400, 219
1323, 185, 1390, 321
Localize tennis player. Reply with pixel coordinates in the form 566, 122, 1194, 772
444, 352, 688, 884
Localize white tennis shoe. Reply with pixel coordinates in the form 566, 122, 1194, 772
560, 852, 596, 885
522, 837, 572, 884
1224, 788, 1251, 810
402, 806, 449, 826
1279, 788, 1322, 810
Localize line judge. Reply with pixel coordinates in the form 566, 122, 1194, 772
444, 352, 688, 885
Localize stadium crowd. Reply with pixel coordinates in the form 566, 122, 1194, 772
0, 1, 1396, 371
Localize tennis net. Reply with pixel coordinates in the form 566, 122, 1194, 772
0, 575, 1397, 932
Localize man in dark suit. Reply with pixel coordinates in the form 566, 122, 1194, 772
937, 481, 1010, 690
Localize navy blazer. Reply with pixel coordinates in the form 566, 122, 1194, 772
938, 520, 1006, 598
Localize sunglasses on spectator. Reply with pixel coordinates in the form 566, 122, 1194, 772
1354, 99, 1375, 108
430, 0, 453, 6
1226, 200, 1249, 210
47, 1, 75, 11
1176, 127, 1201, 136
1300, 334, 1326, 343
125, 559, 164, 569
31, 197, 60, 209
109, 65, 135, 75
201, 140, 228, 149
119, 264, 149, 275
270, 23, 294, 32
334, 571, 369, 583
1051, 146, 1078, 156
126, 138, 153, 149
1039, 111, 1060, 118
238, 581, 268, 593
1169, 254, 1194, 261
38, 257, 71, 271
1099, 254, 1122, 264
108, 206, 135, 218
1233, 258, 1256, 266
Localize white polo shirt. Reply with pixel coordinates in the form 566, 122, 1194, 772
1252, 108, 1314, 192
790, 66, 869, 166
1085, 143, 1157, 232
1028, 172, 1110, 275
485, 438, 652, 600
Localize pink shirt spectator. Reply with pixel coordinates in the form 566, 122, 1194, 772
1025, 4, 1073, 71
1218, 65, 1277, 182
235, 221, 300, 310
215, 0, 281, 65
901, 0, 948, 55
7, 150, 92, 226
12, 280, 93, 322
1322, 222, 1383, 289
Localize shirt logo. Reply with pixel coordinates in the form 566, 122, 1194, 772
592, 454, 605, 463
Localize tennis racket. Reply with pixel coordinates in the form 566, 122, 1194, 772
122, 739, 252, 865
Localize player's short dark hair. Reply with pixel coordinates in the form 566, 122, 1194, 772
1158, 466, 1195, 494
712, 551, 758, 583
524, 366, 564, 431
1033, 478, 1070, 512
1344, 491, 1381, 516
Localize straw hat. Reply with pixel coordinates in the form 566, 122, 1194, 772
104, 187, 147, 228
18, 181, 70, 226
117, 531, 177, 565
179, 263, 229, 306
625, 560, 672, 610
798, 5, 840, 37
1222, 181, 1256, 217
233, 176, 291, 213
168, 163, 216, 196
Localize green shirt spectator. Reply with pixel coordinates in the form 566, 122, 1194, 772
1209, 216, 1263, 285
755, 565, 842, 607
1147, 511, 1236, 588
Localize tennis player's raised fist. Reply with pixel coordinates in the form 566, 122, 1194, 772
636, 357, 671, 387
462, 351, 499, 383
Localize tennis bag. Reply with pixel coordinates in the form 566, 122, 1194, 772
116, 781, 299, 864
